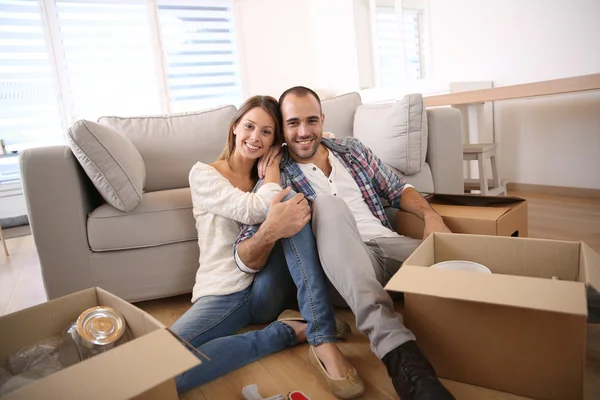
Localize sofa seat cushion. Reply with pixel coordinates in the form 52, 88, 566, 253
88, 188, 196, 252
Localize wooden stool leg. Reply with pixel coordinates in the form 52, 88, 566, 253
0, 224, 8, 257
478, 153, 489, 195
490, 154, 505, 195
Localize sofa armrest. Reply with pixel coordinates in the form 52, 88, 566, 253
426, 108, 464, 194
20, 145, 103, 299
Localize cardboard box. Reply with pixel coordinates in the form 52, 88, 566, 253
385, 233, 600, 400
0, 288, 200, 400
396, 193, 528, 239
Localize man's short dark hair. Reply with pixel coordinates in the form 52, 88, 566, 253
278, 86, 322, 112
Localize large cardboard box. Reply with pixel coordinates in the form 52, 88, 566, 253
396, 193, 528, 239
0, 288, 201, 400
385, 233, 600, 400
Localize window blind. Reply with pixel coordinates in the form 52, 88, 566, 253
1, 0, 243, 159
0, 0, 63, 151
156, 0, 242, 113
54, 0, 162, 119
375, 5, 425, 84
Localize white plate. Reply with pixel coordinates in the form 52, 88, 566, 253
430, 260, 492, 274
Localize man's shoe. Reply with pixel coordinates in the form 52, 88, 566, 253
382, 341, 455, 400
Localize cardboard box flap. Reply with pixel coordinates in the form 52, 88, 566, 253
4, 329, 201, 400
432, 204, 511, 221
582, 242, 600, 291
385, 265, 587, 316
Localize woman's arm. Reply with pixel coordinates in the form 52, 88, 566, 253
189, 164, 280, 225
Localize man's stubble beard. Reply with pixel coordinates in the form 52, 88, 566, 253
288, 139, 320, 160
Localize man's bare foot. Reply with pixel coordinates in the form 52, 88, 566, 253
281, 320, 307, 342
313, 343, 354, 379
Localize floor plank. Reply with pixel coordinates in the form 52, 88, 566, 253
0, 235, 34, 315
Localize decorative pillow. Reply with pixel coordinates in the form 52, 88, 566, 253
353, 93, 427, 175
67, 120, 146, 212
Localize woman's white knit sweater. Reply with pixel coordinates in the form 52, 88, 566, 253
189, 162, 281, 302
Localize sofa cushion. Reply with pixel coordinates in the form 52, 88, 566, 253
67, 119, 145, 212
353, 93, 427, 175
98, 105, 236, 192
88, 188, 196, 252
321, 92, 362, 137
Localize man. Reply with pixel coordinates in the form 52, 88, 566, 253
235, 86, 455, 400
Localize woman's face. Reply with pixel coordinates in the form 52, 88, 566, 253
233, 107, 276, 160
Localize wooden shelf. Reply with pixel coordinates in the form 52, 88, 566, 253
424, 73, 600, 107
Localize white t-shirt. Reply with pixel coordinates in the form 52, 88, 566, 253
188, 162, 281, 302
297, 149, 411, 242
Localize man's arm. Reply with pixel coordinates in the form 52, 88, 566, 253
399, 187, 451, 239
355, 139, 450, 239
236, 188, 311, 270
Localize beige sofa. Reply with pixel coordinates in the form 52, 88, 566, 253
20, 92, 463, 302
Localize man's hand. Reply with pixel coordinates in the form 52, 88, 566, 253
263, 187, 311, 239
258, 144, 281, 179
422, 213, 451, 240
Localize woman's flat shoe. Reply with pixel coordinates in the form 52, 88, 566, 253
308, 346, 365, 399
277, 310, 352, 340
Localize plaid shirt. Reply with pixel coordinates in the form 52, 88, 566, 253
234, 137, 408, 252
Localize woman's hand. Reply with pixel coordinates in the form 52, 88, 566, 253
258, 144, 282, 179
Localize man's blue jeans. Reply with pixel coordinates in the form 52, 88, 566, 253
171, 218, 337, 393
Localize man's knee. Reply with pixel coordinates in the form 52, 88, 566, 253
312, 195, 349, 224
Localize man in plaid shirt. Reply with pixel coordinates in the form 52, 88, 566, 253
235, 87, 454, 400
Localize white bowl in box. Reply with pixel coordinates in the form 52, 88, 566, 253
430, 260, 492, 274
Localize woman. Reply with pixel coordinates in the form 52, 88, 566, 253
171, 95, 364, 398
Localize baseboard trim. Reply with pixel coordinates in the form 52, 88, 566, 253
507, 183, 600, 199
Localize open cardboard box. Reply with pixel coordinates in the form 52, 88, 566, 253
0, 288, 201, 400
385, 233, 600, 400
396, 193, 528, 239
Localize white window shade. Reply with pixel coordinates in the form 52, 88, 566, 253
54, 0, 162, 120
403, 8, 424, 80
374, 4, 426, 84
0, 0, 63, 151
375, 5, 403, 86
156, 0, 242, 113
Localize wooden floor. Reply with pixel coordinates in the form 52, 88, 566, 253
1, 191, 599, 399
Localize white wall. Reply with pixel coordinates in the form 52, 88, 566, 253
235, 0, 318, 98
428, 0, 600, 189
235, 0, 361, 100
309, 0, 361, 95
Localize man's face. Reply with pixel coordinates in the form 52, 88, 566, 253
280, 94, 324, 162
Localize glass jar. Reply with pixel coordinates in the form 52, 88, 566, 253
58, 306, 130, 367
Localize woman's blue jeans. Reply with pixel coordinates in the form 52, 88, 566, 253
171, 212, 337, 393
